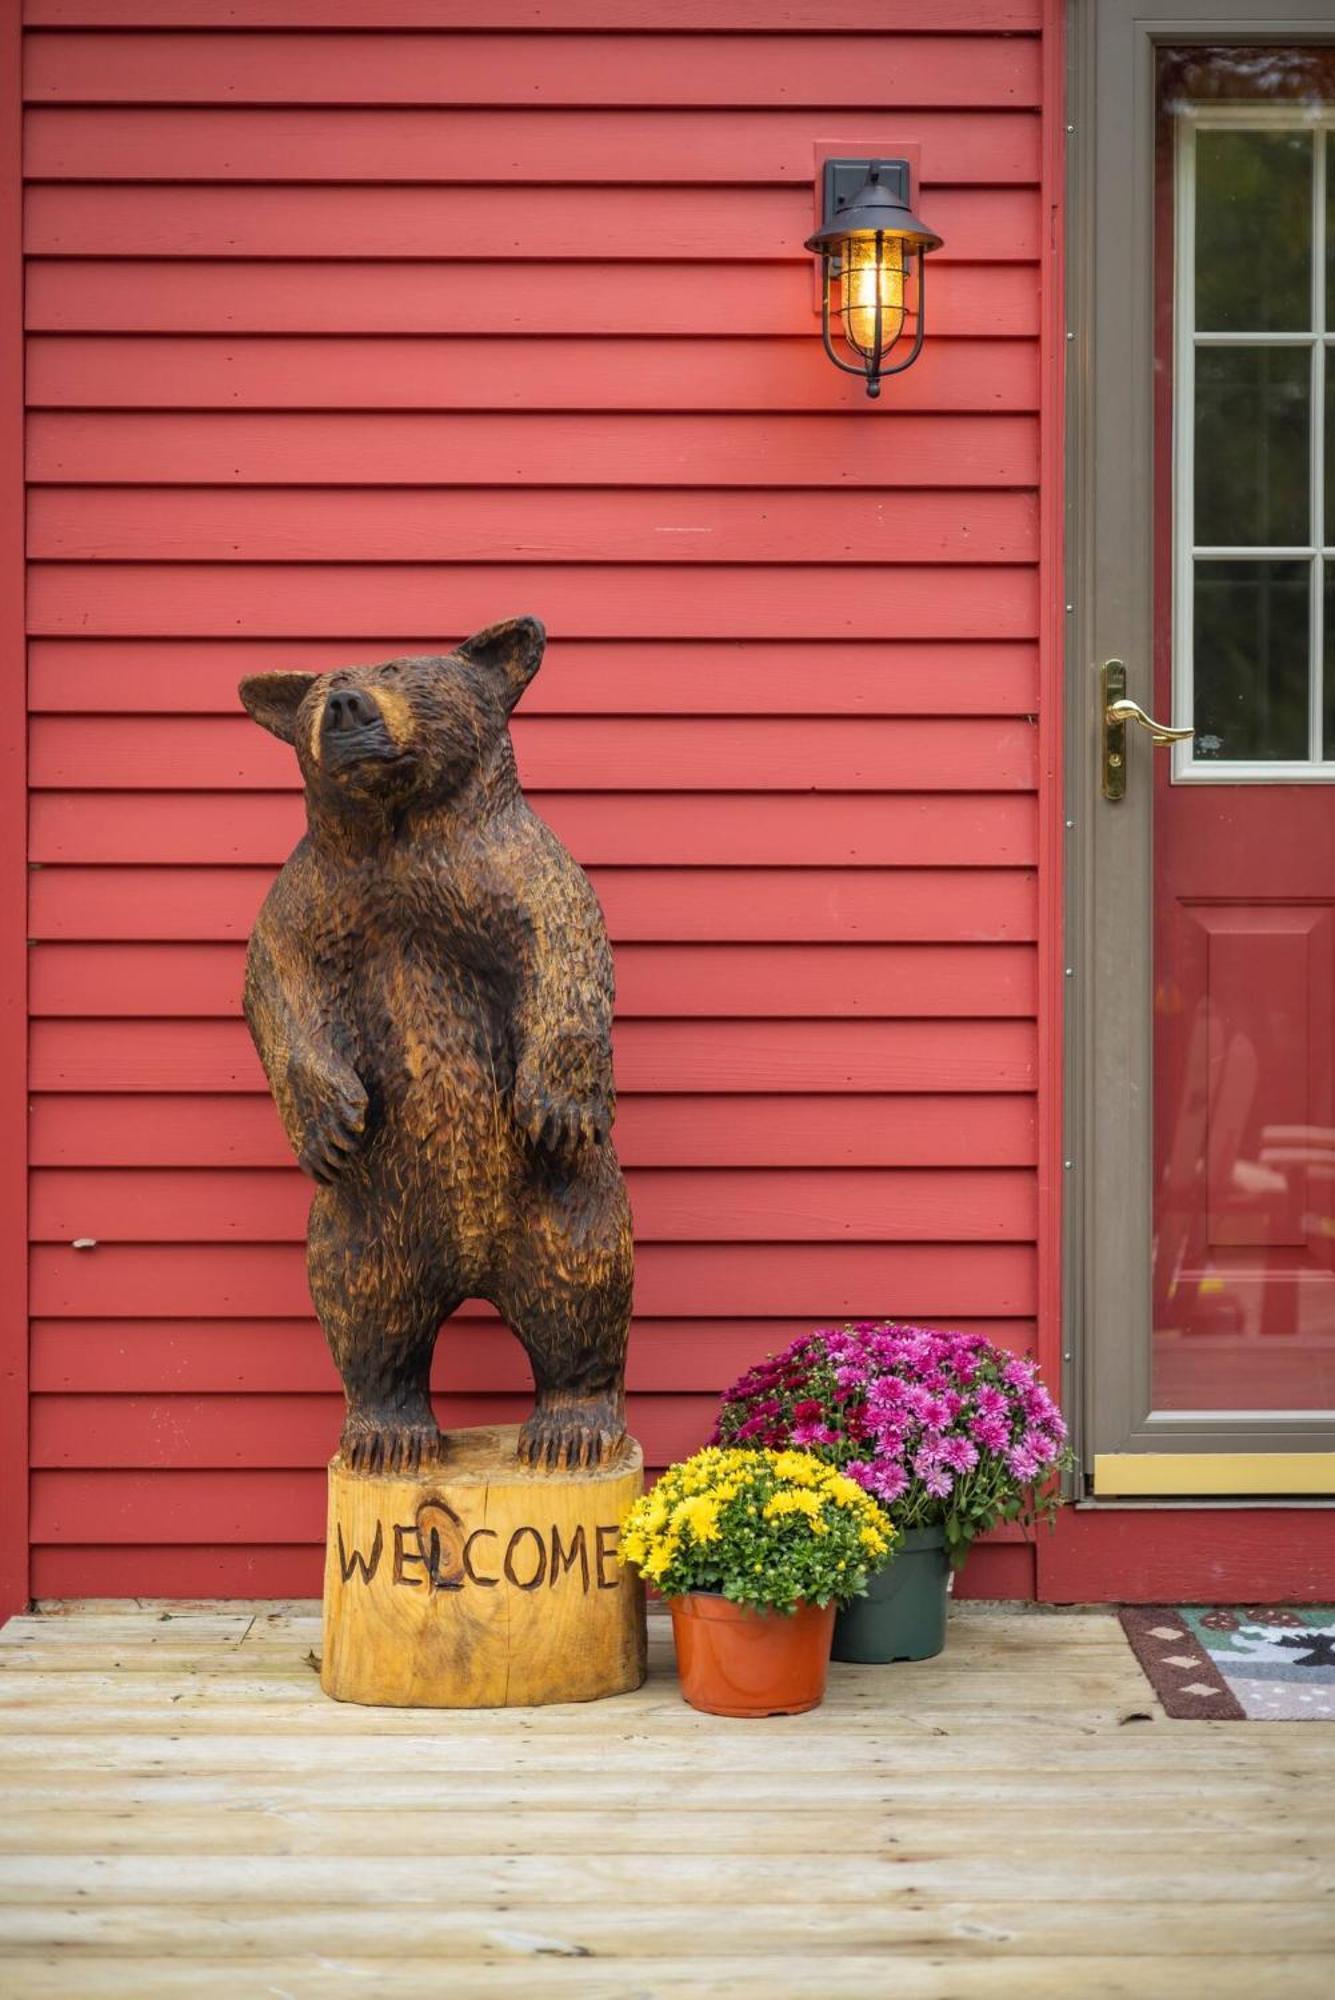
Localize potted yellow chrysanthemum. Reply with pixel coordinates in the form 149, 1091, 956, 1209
617, 1446, 895, 1716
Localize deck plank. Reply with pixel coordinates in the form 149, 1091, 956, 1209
4, 1900, 1333, 1959
0, 1602, 1330, 1997
3, 1958, 1335, 1999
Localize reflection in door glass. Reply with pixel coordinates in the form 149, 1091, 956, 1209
1194, 560, 1309, 761
1195, 129, 1311, 331
1154, 51, 1335, 1414
1194, 346, 1308, 548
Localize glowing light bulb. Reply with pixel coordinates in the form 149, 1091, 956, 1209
841, 235, 906, 357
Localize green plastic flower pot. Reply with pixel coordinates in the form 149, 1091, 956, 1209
831, 1525, 950, 1664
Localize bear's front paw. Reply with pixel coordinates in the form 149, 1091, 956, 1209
513, 1060, 612, 1160
289, 1054, 368, 1184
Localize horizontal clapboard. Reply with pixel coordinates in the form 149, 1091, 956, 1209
30, 1242, 1039, 1320
26, 640, 1041, 715
30, 1019, 1040, 1094
25, 336, 1039, 414
28, 488, 1040, 565
28, 1316, 1036, 1397
29, 795, 1039, 867
25, 187, 1039, 262
30, 717, 1040, 789
28, 867, 1038, 941
30, 1094, 1039, 1170
24, 108, 1041, 187
27, 258, 1039, 339
22, 9, 1045, 44
31, 1166, 1039, 1244
27, 568, 1040, 639
24, 33, 1042, 107
27, 412, 1040, 486
28, 943, 1039, 1017
28, 1392, 719, 1471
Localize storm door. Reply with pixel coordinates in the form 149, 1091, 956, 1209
1071, 5, 1335, 1494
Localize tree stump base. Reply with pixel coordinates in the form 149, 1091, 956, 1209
320, 1424, 647, 1708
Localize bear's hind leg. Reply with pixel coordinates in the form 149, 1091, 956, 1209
494, 1170, 633, 1471
308, 1190, 458, 1476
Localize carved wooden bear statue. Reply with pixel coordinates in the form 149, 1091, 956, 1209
239, 617, 632, 1476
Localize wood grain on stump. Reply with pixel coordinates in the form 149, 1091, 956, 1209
321, 1425, 647, 1708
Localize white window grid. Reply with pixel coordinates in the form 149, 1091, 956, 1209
1173, 102, 1334, 783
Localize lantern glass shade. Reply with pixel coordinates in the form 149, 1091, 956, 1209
840, 233, 907, 357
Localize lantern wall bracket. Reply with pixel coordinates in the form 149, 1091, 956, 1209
818, 157, 912, 246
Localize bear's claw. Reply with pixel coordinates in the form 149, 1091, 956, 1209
517, 1401, 625, 1473
338, 1418, 446, 1477
289, 1049, 368, 1185
512, 1052, 612, 1161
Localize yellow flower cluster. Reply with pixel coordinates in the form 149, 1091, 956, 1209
764, 1487, 827, 1534
616, 1444, 895, 1598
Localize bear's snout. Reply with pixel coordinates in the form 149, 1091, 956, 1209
319, 684, 404, 771
325, 687, 378, 734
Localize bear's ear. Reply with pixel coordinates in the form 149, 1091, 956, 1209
455, 616, 546, 712
238, 672, 313, 745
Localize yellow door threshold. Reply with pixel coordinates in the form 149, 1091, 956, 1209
1094, 1453, 1335, 1498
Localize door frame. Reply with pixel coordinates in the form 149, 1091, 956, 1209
1063, 0, 1335, 1495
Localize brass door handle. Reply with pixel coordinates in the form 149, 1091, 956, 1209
1101, 659, 1193, 800
1106, 699, 1194, 745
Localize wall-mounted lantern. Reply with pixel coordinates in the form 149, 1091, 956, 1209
805, 158, 943, 399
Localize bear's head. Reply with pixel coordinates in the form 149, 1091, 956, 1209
238, 616, 545, 819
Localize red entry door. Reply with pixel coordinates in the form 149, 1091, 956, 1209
1152, 80, 1335, 1420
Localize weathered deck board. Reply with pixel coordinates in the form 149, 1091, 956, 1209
0, 1604, 1331, 1998
5, 1900, 1334, 1959
7, 1956, 1335, 2000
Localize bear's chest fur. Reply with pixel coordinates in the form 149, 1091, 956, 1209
306, 840, 521, 1115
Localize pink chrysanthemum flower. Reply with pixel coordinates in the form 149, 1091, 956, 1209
970, 1413, 1010, 1453
1006, 1442, 1042, 1482
917, 1394, 954, 1432
940, 1434, 979, 1474
870, 1461, 909, 1503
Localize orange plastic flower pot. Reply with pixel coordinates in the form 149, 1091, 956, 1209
668, 1592, 836, 1717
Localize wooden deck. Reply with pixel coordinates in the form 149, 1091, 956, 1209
0, 1602, 1331, 1998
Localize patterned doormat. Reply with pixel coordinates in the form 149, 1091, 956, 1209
1119, 1606, 1335, 1719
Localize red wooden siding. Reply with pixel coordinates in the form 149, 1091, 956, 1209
18, 1, 1062, 1601
1, 6, 28, 1623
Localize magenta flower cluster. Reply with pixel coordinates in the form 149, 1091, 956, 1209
712, 1322, 1070, 1553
